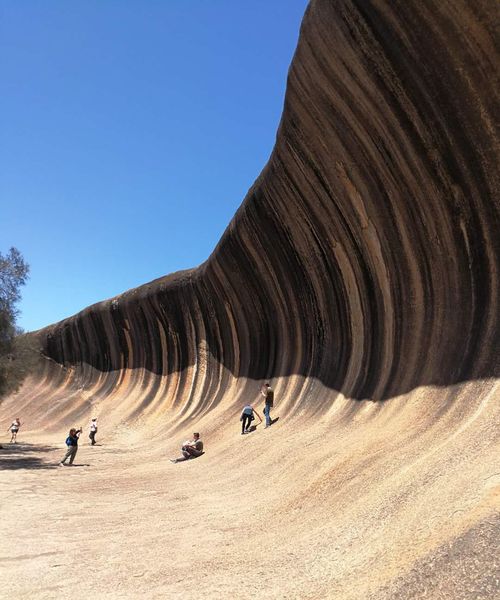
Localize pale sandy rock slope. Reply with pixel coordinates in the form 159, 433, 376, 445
1, 1, 499, 598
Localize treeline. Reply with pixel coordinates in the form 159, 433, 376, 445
0, 247, 37, 397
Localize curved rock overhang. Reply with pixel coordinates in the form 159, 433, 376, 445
33, 0, 499, 415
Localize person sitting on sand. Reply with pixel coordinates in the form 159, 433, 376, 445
59, 428, 82, 466
240, 404, 262, 434
8, 418, 21, 443
170, 432, 204, 463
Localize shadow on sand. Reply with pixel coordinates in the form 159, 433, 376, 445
243, 416, 280, 434
0, 442, 59, 470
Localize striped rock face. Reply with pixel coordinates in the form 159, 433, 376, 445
32, 0, 498, 415
2, 2, 498, 598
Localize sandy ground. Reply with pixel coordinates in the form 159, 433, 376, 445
1, 380, 499, 599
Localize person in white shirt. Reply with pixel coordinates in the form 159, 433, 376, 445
89, 418, 98, 446
8, 418, 21, 443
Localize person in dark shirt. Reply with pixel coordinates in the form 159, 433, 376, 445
59, 428, 82, 466
260, 383, 274, 428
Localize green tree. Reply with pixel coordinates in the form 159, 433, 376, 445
0, 248, 30, 396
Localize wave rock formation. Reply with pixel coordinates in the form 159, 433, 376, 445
33, 0, 499, 411
3, 1, 499, 598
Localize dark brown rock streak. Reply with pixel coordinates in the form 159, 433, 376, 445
37, 0, 499, 409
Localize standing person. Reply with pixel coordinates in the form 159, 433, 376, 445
240, 404, 262, 434
170, 432, 204, 463
89, 418, 98, 446
59, 428, 82, 466
8, 418, 21, 443
260, 383, 274, 428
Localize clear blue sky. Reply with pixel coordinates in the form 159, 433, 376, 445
0, 0, 308, 332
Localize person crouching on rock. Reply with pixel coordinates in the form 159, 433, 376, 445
170, 432, 204, 463
240, 404, 261, 434
59, 428, 82, 466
